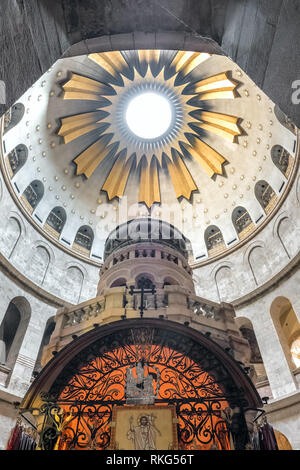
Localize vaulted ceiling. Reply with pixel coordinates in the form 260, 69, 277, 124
1, 49, 297, 264
1, 0, 300, 127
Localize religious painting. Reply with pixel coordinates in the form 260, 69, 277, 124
110, 405, 178, 450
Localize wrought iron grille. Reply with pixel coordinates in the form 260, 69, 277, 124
39, 327, 249, 450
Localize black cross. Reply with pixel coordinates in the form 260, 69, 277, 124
129, 277, 156, 318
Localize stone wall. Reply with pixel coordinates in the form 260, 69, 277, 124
0, 165, 99, 305
192, 145, 300, 304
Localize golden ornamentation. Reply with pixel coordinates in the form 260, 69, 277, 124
57, 50, 242, 207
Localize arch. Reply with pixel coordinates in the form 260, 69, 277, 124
22, 179, 44, 212
271, 145, 293, 178
248, 244, 271, 286
100, 267, 130, 292
296, 174, 300, 205
28, 245, 51, 286
44, 206, 67, 238
110, 277, 127, 288
270, 297, 300, 372
215, 265, 238, 302
3, 102, 25, 134
73, 225, 94, 255
0, 297, 31, 370
21, 319, 261, 450
6, 144, 28, 177
232, 206, 254, 240
254, 180, 278, 215
163, 276, 179, 286
273, 429, 293, 450
1, 216, 22, 259
276, 216, 298, 260
135, 273, 155, 289
204, 225, 225, 257
63, 266, 84, 304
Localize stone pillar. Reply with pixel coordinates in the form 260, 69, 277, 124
236, 300, 297, 399
8, 310, 53, 396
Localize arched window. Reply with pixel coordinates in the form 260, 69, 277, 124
270, 297, 300, 372
136, 275, 155, 290
110, 278, 127, 288
163, 277, 179, 287
204, 225, 225, 256
0, 297, 31, 371
21, 180, 44, 213
271, 145, 293, 178
3, 103, 25, 134
254, 180, 278, 215
73, 225, 94, 255
232, 206, 254, 240
44, 207, 67, 239
6, 144, 28, 177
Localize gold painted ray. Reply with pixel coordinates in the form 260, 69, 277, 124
58, 50, 243, 208
138, 50, 161, 72
88, 51, 129, 78
191, 111, 242, 142
108, 70, 135, 94
181, 135, 226, 177
74, 134, 115, 178
139, 156, 161, 207
166, 150, 198, 199
62, 73, 112, 101
193, 72, 238, 100
171, 51, 211, 76
58, 111, 109, 144
102, 150, 134, 200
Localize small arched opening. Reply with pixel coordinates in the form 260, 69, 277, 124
3, 103, 25, 134
73, 225, 94, 256
271, 145, 293, 178
22, 180, 44, 213
44, 207, 67, 239
254, 180, 278, 215
232, 206, 254, 240
6, 144, 28, 177
204, 225, 226, 257
0, 297, 31, 372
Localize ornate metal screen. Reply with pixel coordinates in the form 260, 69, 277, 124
39, 327, 250, 450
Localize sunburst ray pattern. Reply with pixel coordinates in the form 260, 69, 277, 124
57, 50, 242, 207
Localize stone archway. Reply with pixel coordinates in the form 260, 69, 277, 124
21, 318, 261, 450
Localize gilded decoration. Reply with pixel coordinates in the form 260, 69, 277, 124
110, 405, 178, 450
58, 50, 242, 207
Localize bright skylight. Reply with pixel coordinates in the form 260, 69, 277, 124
126, 92, 172, 139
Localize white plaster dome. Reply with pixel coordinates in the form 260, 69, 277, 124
0, 49, 298, 266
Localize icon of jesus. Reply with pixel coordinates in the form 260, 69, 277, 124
127, 414, 161, 450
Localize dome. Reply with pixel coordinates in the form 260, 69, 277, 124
1, 49, 297, 265
103, 218, 190, 260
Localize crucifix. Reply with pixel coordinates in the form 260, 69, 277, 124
129, 277, 156, 318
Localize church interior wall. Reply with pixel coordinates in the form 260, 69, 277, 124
192, 147, 300, 304
0, 170, 99, 305
0, 0, 299, 451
